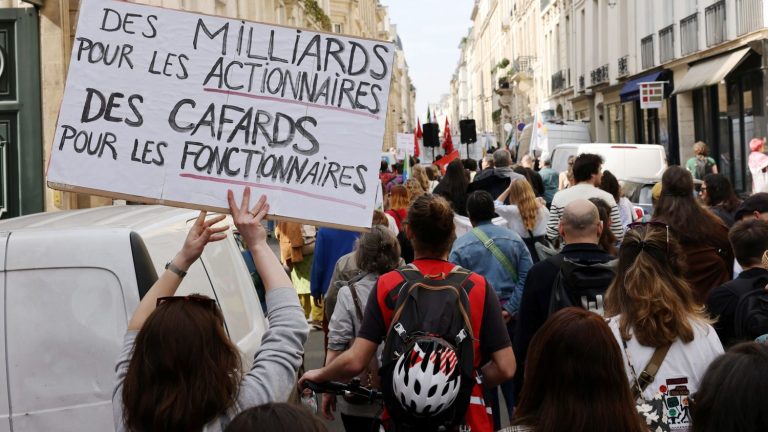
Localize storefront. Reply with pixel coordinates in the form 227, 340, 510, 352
618, 70, 679, 165
675, 46, 766, 193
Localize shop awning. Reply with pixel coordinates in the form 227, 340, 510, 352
619, 71, 667, 102
672, 48, 752, 95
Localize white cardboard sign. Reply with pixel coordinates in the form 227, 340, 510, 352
47, 0, 395, 230
395, 132, 414, 160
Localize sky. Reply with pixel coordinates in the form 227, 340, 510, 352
380, 0, 474, 122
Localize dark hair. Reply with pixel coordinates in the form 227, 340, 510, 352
462, 158, 478, 171
380, 160, 389, 173
703, 173, 741, 212
426, 165, 438, 181
599, 170, 621, 202
224, 403, 328, 432
588, 198, 618, 256
406, 194, 456, 256
467, 190, 495, 222
372, 210, 389, 227
605, 225, 707, 347
122, 294, 241, 431
433, 159, 469, 216
729, 219, 768, 267
355, 225, 401, 274
572, 153, 604, 183
514, 308, 646, 432
691, 343, 768, 432
652, 166, 729, 245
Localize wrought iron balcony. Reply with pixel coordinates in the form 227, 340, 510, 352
705, 0, 727, 47
618, 55, 629, 77
578, 74, 585, 91
551, 69, 569, 93
590, 64, 609, 86
511, 56, 536, 75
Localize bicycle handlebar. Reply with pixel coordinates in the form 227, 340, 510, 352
302, 379, 383, 402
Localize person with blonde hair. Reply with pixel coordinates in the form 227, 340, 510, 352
496, 179, 549, 262
605, 223, 723, 431
411, 164, 431, 192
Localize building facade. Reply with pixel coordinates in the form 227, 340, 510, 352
7, 0, 414, 216
453, 0, 768, 192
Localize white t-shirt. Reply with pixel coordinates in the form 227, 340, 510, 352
493, 202, 549, 238
608, 316, 724, 431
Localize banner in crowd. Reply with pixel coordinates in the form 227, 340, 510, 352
47, 0, 395, 230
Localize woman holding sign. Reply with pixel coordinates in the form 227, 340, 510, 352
113, 188, 308, 432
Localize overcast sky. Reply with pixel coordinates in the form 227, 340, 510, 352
380, 0, 474, 122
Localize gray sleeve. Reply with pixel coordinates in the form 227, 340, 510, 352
237, 287, 310, 408
112, 331, 138, 432
327, 287, 355, 351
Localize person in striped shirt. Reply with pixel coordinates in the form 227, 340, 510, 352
546, 153, 623, 244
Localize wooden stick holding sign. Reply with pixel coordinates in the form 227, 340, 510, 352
46, 0, 395, 231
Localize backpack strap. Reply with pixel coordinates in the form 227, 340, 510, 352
348, 280, 365, 322
470, 227, 518, 283
632, 344, 672, 399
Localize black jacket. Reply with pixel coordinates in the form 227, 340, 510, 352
513, 243, 614, 397
707, 267, 768, 347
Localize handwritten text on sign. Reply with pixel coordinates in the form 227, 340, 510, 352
47, 0, 395, 229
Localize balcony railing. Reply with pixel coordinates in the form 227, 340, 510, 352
681, 13, 699, 55
618, 55, 629, 77
578, 74, 585, 91
659, 25, 675, 63
737, 0, 764, 35
641, 35, 654, 69
590, 64, 609, 86
706, 0, 727, 47
551, 69, 569, 93
511, 56, 536, 74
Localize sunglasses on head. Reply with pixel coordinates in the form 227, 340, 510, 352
156, 295, 218, 308
627, 221, 670, 253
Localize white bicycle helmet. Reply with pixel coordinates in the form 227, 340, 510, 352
392, 337, 462, 416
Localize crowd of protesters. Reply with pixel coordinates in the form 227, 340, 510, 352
113, 138, 768, 432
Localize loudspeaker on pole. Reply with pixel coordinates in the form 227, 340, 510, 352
459, 119, 477, 144
422, 123, 440, 148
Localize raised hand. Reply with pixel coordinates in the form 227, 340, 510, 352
227, 187, 269, 250
177, 211, 228, 269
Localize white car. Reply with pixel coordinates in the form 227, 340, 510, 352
0, 205, 267, 431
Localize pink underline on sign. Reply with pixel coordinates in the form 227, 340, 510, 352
203, 88, 380, 120
179, 173, 367, 209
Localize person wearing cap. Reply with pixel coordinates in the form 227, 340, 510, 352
748, 138, 768, 193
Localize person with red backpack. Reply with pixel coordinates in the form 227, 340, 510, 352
300, 194, 516, 432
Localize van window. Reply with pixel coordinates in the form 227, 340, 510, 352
6, 268, 125, 415
199, 237, 259, 345
551, 148, 578, 173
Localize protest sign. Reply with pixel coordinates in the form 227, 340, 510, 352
47, 0, 395, 230
395, 132, 414, 160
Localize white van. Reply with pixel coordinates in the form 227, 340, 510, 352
0, 205, 267, 431
516, 121, 591, 160
550, 143, 668, 180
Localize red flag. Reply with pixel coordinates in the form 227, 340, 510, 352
442, 118, 454, 154
416, 118, 423, 139
434, 150, 459, 175
413, 128, 420, 157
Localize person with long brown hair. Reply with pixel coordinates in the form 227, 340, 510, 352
433, 159, 470, 216
504, 308, 646, 432
114, 188, 308, 432
652, 166, 733, 303
605, 224, 723, 431
496, 179, 550, 262
700, 173, 742, 228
